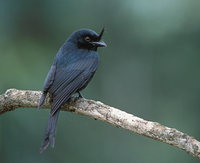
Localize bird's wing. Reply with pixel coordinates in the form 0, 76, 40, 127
49, 58, 98, 115
38, 63, 57, 109
42, 64, 57, 92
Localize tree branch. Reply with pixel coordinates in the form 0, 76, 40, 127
0, 89, 200, 159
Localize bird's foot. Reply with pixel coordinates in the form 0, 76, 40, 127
73, 92, 84, 102
78, 91, 84, 98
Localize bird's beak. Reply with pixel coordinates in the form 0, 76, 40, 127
90, 40, 107, 47
89, 27, 107, 47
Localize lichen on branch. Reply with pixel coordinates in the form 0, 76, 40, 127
0, 89, 200, 159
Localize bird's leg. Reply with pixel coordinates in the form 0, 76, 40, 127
78, 91, 84, 98
73, 91, 84, 102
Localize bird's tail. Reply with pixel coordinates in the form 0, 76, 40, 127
40, 109, 60, 153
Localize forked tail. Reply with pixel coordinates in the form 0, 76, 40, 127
40, 109, 60, 153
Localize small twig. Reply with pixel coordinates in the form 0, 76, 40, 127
0, 88, 200, 159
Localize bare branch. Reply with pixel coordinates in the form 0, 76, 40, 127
0, 88, 200, 159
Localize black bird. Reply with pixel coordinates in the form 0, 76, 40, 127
38, 28, 106, 153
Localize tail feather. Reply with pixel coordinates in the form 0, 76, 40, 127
40, 109, 60, 153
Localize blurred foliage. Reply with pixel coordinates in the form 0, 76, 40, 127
0, 0, 200, 162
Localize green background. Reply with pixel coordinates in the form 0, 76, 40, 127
0, 0, 200, 162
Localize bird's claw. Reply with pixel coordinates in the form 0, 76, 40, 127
73, 92, 84, 102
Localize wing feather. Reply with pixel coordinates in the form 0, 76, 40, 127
49, 57, 98, 115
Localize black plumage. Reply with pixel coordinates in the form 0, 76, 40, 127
38, 28, 106, 153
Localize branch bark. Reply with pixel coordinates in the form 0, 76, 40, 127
0, 88, 200, 159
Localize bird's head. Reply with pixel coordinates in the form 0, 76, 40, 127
67, 28, 107, 51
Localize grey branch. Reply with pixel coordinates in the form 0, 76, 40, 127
0, 89, 200, 159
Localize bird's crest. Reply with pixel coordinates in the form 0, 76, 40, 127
98, 27, 105, 40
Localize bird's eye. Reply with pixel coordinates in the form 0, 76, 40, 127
84, 36, 91, 42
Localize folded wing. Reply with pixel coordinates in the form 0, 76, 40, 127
48, 58, 99, 115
